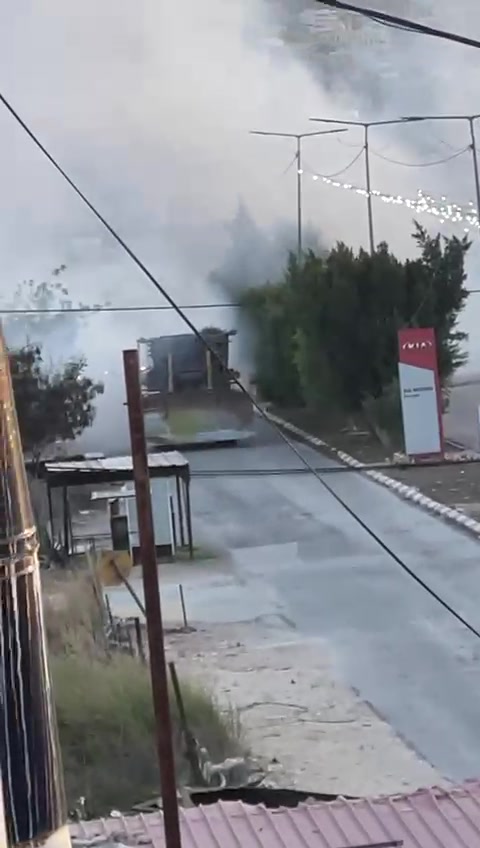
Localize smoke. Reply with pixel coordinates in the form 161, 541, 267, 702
0, 0, 480, 452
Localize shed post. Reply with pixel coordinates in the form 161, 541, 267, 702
175, 474, 185, 548
62, 486, 69, 555
47, 482, 55, 541
184, 476, 194, 560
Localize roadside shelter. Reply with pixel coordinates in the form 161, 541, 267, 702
41, 451, 193, 559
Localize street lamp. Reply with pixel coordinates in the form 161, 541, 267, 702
309, 116, 421, 253
250, 128, 347, 260
401, 114, 480, 222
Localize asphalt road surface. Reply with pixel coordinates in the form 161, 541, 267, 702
185, 419, 480, 783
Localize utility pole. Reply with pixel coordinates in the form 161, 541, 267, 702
363, 124, 375, 255
123, 348, 182, 848
0, 326, 69, 848
468, 117, 480, 220
400, 113, 480, 222
309, 116, 427, 254
250, 128, 347, 261
296, 136, 303, 258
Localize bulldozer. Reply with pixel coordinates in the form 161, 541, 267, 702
138, 327, 254, 446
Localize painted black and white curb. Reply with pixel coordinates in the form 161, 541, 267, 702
265, 410, 480, 539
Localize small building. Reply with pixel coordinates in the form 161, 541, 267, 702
42, 451, 193, 559
91, 478, 178, 561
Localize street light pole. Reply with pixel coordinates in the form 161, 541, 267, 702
468, 117, 480, 220
250, 128, 347, 262
363, 124, 375, 254
401, 113, 480, 222
309, 116, 418, 254
296, 136, 302, 257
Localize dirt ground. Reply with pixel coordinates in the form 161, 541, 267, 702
166, 623, 444, 796
279, 408, 480, 521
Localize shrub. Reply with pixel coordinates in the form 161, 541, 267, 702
42, 571, 243, 816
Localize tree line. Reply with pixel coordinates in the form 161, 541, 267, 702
238, 224, 470, 437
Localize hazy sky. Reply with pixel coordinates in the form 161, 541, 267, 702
1, 0, 480, 448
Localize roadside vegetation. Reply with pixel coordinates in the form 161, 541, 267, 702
43, 571, 243, 817
237, 224, 470, 451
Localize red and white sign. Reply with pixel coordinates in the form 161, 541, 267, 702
398, 327, 444, 457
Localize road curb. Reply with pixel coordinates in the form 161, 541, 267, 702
265, 410, 480, 539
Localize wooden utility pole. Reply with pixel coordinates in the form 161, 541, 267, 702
123, 348, 182, 848
0, 326, 70, 848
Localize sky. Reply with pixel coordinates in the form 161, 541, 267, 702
1, 0, 480, 450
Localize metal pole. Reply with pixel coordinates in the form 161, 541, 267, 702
122, 348, 182, 848
184, 477, 194, 561
364, 124, 375, 254
364, 124, 375, 255
179, 584, 188, 629
175, 475, 185, 548
0, 327, 69, 848
62, 485, 69, 555
468, 117, 480, 220
296, 136, 302, 261
168, 662, 204, 787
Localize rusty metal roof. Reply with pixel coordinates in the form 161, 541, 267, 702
45, 451, 188, 473
70, 781, 480, 847
44, 451, 189, 487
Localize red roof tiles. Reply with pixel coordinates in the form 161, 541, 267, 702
70, 781, 480, 848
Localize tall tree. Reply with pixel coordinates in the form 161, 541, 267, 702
240, 225, 470, 414
10, 344, 104, 464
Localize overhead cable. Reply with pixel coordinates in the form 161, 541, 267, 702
370, 146, 469, 168
315, 0, 480, 49
0, 303, 238, 315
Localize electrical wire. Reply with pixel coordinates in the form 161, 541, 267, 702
282, 151, 300, 176
315, 0, 480, 49
0, 303, 239, 315
304, 147, 365, 180
370, 146, 470, 168
2, 89, 480, 641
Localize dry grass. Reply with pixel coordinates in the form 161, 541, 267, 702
42, 569, 243, 816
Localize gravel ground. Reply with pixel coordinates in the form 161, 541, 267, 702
166, 623, 444, 796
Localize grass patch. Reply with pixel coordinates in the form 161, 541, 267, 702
42, 570, 243, 816
160, 544, 222, 564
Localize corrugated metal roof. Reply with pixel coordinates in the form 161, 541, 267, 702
70, 782, 480, 847
45, 451, 188, 474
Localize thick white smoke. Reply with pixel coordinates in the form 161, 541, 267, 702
0, 0, 479, 452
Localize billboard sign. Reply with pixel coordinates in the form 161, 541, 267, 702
398, 327, 443, 457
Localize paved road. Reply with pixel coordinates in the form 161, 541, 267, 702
184, 423, 480, 783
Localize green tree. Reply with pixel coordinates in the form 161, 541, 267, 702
240, 225, 470, 415
10, 344, 104, 463
240, 270, 303, 406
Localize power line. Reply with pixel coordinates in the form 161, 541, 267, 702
370, 146, 469, 168
315, 0, 480, 49
336, 132, 472, 166
313, 147, 365, 179
0, 303, 239, 316
2, 89, 480, 642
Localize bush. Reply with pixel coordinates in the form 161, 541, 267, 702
42, 572, 243, 816
362, 379, 404, 450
